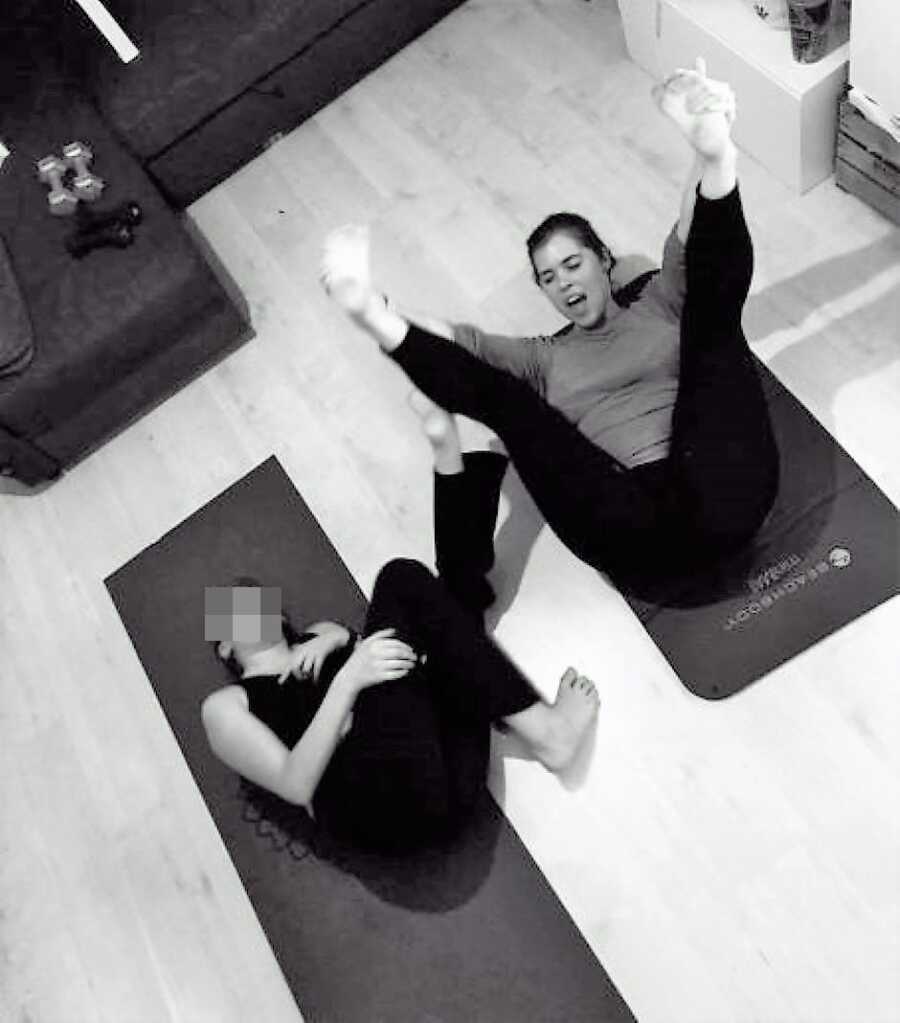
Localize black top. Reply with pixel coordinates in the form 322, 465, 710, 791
238, 632, 356, 748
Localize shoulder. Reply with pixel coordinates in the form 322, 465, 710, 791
612, 269, 660, 310
201, 683, 250, 729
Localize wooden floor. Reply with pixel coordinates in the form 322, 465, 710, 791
2, 2, 899, 1020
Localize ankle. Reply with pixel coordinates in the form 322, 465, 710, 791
356, 293, 409, 350
704, 139, 737, 169
433, 448, 464, 475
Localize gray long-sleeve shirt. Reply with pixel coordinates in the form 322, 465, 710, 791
453, 226, 687, 468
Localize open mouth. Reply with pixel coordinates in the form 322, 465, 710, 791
565, 293, 587, 311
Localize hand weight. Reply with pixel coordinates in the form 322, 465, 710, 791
65, 221, 135, 259
63, 140, 106, 202
36, 154, 79, 216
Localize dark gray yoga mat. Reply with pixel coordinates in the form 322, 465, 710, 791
618, 360, 899, 699
104, 455, 635, 1023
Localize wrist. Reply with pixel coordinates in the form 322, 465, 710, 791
698, 142, 737, 200
355, 291, 389, 326
333, 663, 362, 698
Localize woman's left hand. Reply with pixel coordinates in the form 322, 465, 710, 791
279, 627, 349, 683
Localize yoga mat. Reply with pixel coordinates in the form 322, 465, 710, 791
105, 456, 635, 1023
618, 359, 899, 699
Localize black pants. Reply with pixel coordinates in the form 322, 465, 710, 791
315, 557, 538, 850
392, 187, 780, 578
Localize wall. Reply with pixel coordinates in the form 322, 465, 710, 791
849, 0, 900, 116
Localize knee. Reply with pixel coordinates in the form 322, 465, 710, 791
374, 558, 435, 599
379, 557, 432, 584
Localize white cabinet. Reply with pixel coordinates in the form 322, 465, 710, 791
616, 0, 850, 192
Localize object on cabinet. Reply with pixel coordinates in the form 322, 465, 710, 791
741, 0, 790, 30
615, 0, 850, 192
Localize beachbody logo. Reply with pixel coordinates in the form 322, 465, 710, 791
724, 546, 852, 632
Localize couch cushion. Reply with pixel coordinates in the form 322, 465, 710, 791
67, 0, 370, 159
0, 71, 227, 437
141, 0, 471, 205
0, 236, 35, 377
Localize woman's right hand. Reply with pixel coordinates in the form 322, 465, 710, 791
338, 628, 418, 692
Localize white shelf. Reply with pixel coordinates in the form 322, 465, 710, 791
665, 0, 848, 97
617, 0, 850, 192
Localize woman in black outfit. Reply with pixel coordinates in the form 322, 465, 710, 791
201, 412, 599, 852
319, 61, 779, 583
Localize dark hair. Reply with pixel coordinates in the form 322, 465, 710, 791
526, 212, 616, 284
209, 575, 307, 680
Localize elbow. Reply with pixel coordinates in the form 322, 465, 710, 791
278, 779, 314, 809
275, 766, 317, 810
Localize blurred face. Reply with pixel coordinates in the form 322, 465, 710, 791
205, 584, 284, 666
532, 230, 612, 329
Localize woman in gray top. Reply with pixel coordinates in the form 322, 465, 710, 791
321, 62, 779, 583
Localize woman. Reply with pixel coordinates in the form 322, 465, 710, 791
319, 61, 779, 584
201, 409, 599, 852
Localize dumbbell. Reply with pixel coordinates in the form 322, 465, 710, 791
36, 154, 79, 217
74, 199, 143, 234
65, 220, 135, 259
62, 140, 105, 202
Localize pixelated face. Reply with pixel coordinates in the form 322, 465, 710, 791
532, 230, 612, 329
204, 585, 283, 659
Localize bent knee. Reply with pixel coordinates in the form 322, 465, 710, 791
376, 557, 434, 592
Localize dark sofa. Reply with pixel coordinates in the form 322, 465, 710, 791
0, 0, 466, 486
51, 0, 469, 206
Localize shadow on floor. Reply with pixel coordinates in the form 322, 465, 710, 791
236, 771, 508, 913
745, 232, 900, 432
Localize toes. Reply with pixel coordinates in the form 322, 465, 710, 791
561, 666, 578, 688
576, 675, 599, 703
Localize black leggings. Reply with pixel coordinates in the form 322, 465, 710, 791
314, 558, 538, 849
392, 187, 779, 577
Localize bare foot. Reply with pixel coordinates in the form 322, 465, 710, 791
652, 58, 736, 161
320, 224, 380, 320
408, 389, 464, 474
537, 668, 600, 773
